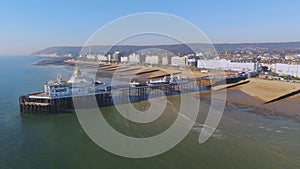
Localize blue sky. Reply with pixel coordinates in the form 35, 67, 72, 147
0, 0, 300, 55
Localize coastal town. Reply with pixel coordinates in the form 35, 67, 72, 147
53, 43, 300, 81
19, 43, 300, 118
33, 42, 300, 80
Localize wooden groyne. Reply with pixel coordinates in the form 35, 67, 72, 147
263, 89, 300, 104
213, 80, 250, 91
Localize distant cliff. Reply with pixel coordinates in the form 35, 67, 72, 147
32, 44, 196, 57
32, 46, 82, 57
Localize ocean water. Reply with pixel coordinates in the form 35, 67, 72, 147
0, 56, 300, 169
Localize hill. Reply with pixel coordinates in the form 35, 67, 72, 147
32, 42, 300, 57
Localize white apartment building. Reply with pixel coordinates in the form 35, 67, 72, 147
145, 55, 159, 65
273, 63, 300, 77
162, 56, 169, 65
197, 59, 259, 72
120, 56, 128, 63
171, 56, 186, 66
128, 53, 140, 63
197, 59, 228, 70
86, 54, 96, 60
97, 54, 107, 61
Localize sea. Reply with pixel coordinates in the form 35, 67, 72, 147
0, 55, 300, 169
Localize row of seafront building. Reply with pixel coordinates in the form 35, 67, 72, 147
196, 59, 259, 72
122, 54, 300, 77
82, 52, 260, 72
261, 63, 300, 77
197, 60, 300, 78
82, 51, 300, 77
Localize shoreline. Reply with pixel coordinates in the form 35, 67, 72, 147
197, 88, 300, 121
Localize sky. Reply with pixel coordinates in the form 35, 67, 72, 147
0, 0, 300, 55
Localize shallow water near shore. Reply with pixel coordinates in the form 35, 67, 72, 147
0, 56, 300, 169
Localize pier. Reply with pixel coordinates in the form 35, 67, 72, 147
19, 77, 227, 114
20, 82, 201, 114
19, 66, 247, 114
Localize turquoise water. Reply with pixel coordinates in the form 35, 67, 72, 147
0, 56, 300, 169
